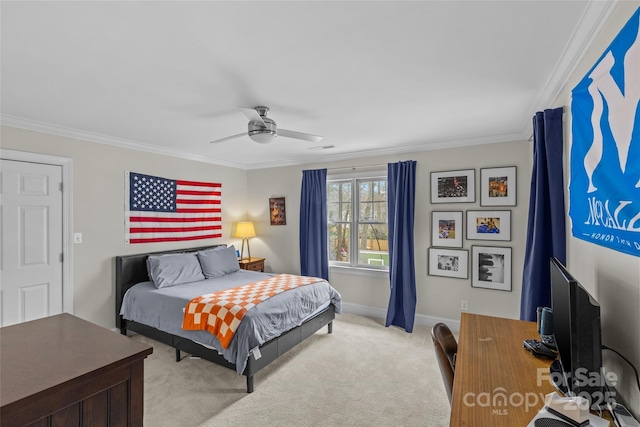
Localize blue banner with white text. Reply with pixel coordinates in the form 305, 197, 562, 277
569, 8, 640, 258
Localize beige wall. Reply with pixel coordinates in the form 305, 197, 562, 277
1, 126, 248, 328
552, 1, 640, 414
1, 124, 531, 329
246, 140, 532, 323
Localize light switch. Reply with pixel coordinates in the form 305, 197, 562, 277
74, 232, 82, 244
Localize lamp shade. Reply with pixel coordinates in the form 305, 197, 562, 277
235, 222, 256, 238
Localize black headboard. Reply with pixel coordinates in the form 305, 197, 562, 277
115, 244, 225, 329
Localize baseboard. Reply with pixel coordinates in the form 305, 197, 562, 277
340, 302, 460, 333
111, 327, 137, 336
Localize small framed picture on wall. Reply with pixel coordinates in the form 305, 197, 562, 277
269, 197, 286, 225
471, 245, 512, 291
466, 210, 511, 241
431, 211, 463, 248
480, 166, 517, 206
428, 248, 469, 279
430, 169, 475, 203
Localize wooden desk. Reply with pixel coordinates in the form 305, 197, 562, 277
450, 313, 612, 426
0, 313, 153, 427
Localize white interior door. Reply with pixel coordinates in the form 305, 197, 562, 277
0, 159, 63, 326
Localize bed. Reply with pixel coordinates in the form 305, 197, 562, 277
115, 244, 341, 393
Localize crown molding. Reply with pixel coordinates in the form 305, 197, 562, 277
243, 131, 529, 170
0, 115, 249, 170
0, 113, 528, 171
521, 0, 618, 136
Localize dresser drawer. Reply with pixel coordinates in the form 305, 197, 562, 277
238, 258, 265, 272
245, 261, 264, 271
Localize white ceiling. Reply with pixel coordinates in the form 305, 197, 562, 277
0, 1, 616, 169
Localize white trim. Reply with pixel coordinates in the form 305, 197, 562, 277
330, 265, 389, 278
522, 0, 618, 137
340, 302, 460, 333
1, 115, 527, 171
327, 169, 387, 181
0, 149, 74, 315
244, 131, 528, 170
0, 115, 246, 170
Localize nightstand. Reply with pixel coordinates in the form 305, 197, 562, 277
238, 257, 265, 272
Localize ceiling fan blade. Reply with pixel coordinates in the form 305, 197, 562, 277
239, 106, 266, 126
209, 133, 246, 144
278, 128, 323, 143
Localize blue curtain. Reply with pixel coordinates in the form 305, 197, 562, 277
520, 107, 566, 321
299, 169, 329, 280
385, 160, 417, 332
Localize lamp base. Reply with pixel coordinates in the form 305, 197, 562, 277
240, 238, 251, 260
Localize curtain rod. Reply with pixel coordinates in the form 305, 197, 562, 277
326, 164, 387, 172
528, 105, 566, 140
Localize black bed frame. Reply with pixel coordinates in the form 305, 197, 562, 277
115, 245, 335, 393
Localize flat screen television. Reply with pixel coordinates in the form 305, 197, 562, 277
550, 257, 604, 409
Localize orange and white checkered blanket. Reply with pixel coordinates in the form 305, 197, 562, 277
182, 274, 324, 349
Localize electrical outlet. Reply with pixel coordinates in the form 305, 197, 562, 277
461, 300, 469, 311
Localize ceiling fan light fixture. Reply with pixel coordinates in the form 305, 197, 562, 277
248, 131, 277, 144
209, 106, 323, 145
248, 116, 278, 144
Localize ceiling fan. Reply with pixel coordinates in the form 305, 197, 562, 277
209, 106, 323, 144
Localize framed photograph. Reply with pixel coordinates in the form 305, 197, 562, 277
269, 197, 286, 225
480, 166, 516, 206
428, 248, 469, 279
431, 169, 475, 203
471, 246, 512, 291
466, 210, 511, 241
431, 211, 463, 248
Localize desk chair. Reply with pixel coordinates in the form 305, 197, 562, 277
431, 323, 458, 405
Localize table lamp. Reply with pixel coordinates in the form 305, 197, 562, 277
235, 221, 256, 260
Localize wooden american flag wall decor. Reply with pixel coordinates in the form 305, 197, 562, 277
125, 172, 222, 244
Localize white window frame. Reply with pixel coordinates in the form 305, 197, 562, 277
327, 170, 388, 273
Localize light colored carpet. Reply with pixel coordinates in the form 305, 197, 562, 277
134, 313, 451, 426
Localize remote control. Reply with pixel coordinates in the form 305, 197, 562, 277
541, 335, 557, 349
523, 339, 557, 359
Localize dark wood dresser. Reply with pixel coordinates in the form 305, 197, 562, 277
0, 313, 153, 427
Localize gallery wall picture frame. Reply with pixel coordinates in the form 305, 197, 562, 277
480, 166, 517, 206
431, 211, 463, 248
428, 248, 469, 279
471, 245, 512, 291
269, 197, 286, 225
431, 169, 475, 204
466, 210, 511, 241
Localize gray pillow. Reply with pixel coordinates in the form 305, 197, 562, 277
146, 253, 205, 288
197, 245, 240, 278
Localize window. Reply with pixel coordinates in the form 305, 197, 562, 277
327, 173, 388, 270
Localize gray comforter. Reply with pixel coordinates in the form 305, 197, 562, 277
120, 269, 341, 374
